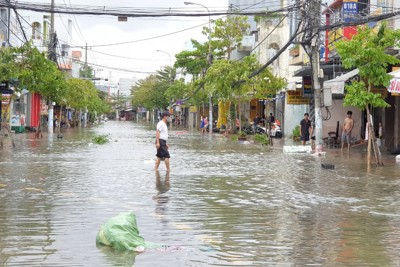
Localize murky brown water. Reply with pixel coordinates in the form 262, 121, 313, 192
1, 121, 400, 266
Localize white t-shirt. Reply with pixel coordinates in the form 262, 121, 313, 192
157, 120, 168, 141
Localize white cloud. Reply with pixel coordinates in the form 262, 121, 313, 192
54, 0, 229, 81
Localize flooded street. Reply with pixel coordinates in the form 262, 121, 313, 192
1, 121, 400, 266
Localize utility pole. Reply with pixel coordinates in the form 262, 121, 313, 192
46, 0, 56, 134
85, 43, 88, 67
6, 0, 10, 46
184, 1, 213, 134
310, 0, 323, 152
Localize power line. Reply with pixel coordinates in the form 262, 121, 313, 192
13, 9, 28, 43
0, 17, 25, 44
75, 60, 157, 74
0, 1, 294, 18
245, 12, 290, 58
76, 21, 209, 48
90, 49, 154, 61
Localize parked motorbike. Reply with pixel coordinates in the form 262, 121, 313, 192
241, 124, 266, 134
269, 122, 282, 138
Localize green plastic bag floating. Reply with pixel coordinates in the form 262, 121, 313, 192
96, 212, 146, 252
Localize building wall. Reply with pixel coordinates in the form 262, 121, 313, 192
254, 0, 303, 136
118, 78, 137, 96
322, 100, 362, 141
284, 100, 308, 138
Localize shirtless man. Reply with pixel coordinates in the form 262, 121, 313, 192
341, 111, 354, 151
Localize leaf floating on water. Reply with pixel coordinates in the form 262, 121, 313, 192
92, 134, 111, 145
0, 184, 8, 188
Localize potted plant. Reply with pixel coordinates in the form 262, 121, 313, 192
292, 125, 301, 142
238, 131, 247, 141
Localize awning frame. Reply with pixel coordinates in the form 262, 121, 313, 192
323, 68, 359, 94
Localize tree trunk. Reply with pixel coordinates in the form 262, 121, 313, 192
236, 101, 241, 134
366, 84, 384, 166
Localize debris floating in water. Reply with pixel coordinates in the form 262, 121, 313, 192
321, 163, 335, 170
283, 146, 312, 153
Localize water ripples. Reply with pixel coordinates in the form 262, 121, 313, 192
1, 121, 400, 266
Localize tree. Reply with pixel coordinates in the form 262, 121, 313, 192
205, 55, 286, 131
132, 75, 169, 111
336, 23, 400, 165
13, 42, 67, 103
165, 79, 189, 103
209, 15, 250, 60
79, 64, 94, 79
174, 39, 208, 78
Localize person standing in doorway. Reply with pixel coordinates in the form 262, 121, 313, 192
155, 111, 170, 171
268, 113, 275, 124
300, 113, 312, 145
341, 111, 354, 151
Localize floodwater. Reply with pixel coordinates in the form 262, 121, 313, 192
1, 121, 400, 267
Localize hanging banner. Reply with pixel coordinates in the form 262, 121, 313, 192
287, 90, 310, 105
303, 76, 313, 97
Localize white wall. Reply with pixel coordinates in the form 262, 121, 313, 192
322, 100, 362, 141
284, 101, 309, 137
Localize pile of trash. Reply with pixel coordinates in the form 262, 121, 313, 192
96, 212, 146, 252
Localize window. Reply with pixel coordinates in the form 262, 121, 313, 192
267, 43, 280, 66
32, 22, 41, 40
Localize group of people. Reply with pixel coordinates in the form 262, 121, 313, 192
253, 113, 275, 127
155, 109, 380, 171
299, 111, 355, 151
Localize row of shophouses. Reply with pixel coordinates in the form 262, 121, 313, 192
1, 1, 400, 152
0, 7, 120, 132
171, 0, 399, 152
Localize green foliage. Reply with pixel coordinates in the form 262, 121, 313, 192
336, 23, 400, 109
12, 42, 67, 102
205, 55, 286, 103
174, 39, 208, 77
79, 64, 94, 79
165, 79, 188, 102
132, 75, 169, 110
65, 78, 110, 114
209, 15, 250, 59
255, 133, 269, 145
239, 131, 247, 137
292, 125, 300, 139
0, 47, 19, 83
92, 134, 110, 145
343, 81, 389, 109
254, 13, 283, 24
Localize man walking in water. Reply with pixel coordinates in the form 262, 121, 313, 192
155, 111, 170, 171
341, 111, 354, 151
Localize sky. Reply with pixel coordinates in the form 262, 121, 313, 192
45, 0, 229, 82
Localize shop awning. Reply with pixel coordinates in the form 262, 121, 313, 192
323, 68, 359, 94
388, 69, 400, 93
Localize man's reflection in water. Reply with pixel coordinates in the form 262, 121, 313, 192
154, 171, 170, 225
155, 171, 170, 195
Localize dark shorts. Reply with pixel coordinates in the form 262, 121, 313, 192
301, 133, 310, 141
156, 139, 170, 160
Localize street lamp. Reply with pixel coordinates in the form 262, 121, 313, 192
156, 49, 173, 118
184, 1, 213, 134
156, 49, 172, 81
